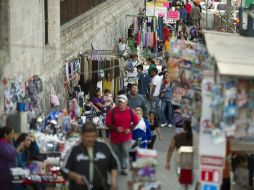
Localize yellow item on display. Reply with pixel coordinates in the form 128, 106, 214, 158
103, 79, 112, 93
164, 40, 170, 52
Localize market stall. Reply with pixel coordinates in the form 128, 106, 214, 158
198, 30, 254, 189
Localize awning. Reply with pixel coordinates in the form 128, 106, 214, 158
204, 30, 254, 77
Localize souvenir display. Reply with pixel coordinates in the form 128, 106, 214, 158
129, 148, 160, 190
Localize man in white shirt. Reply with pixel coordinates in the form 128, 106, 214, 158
149, 68, 162, 120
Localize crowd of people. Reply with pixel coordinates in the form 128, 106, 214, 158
0, 1, 205, 190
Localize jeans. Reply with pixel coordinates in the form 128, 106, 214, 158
150, 96, 160, 119
161, 101, 173, 125
111, 141, 131, 171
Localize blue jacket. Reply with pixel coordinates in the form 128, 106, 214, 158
16, 142, 40, 168
132, 119, 151, 149
137, 72, 150, 96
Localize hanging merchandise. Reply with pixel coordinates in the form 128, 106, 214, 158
25, 75, 43, 107
126, 15, 157, 58
50, 84, 60, 107
3, 75, 25, 114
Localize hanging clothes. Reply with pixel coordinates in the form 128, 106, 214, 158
88, 59, 93, 81
114, 59, 120, 78
157, 16, 164, 41
153, 32, 157, 50
149, 32, 154, 48
92, 60, 98, 81
110, 58, 114, 80
81, 55, 89, 82
141, 31, 144, 47
114, 77, 120, 96
103, 79, 112, 93
105, 60, 111, 81
137, 31, 141, 46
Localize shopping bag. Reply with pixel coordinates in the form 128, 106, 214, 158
50, 84, 60, 107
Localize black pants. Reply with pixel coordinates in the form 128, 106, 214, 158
221, 178, 230, 190
148, 135, 156, 149
98, 129, 109, 138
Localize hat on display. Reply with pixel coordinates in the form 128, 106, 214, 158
117, 94, 128, 103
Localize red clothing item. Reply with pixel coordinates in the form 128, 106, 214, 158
163, 26, 170, 42
105, 106, 139, 144
186, 3, 192, 13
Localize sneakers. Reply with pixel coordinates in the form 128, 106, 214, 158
161, 123, 167, 128
168, 124, 173, 128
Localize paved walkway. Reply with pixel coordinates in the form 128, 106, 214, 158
118, 127, 183, 190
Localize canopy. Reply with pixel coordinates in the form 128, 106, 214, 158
204, 30, 254, 77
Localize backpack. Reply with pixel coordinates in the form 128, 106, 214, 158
111, 107, 135, 128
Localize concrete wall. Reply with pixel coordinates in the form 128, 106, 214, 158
61, 0, 143, 58
0, 0, 144, 125
0, 1, 9, 125
5, 0, 44, 79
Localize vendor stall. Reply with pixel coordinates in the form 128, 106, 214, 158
199, 30, 254, 190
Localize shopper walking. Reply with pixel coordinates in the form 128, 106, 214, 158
127, 84, 148, 118
149, 68, 162, 120
62, 122, 118, 190
160, 76, 173, 128
105, 94, 139, 175
165, 120, 193, 170
185, 0, 192, 25
146, 57, 156, 78
179, 4, 187, 23
136, 64, 150, 99
147, 111, 162, 149
175, 18, 188, 39
126, 54, 139, 83
190, 2, 201, 27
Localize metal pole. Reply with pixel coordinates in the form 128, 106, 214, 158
226, 0, 232, 32
206, 0, 208, 29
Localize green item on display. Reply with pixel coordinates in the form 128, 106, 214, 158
244, 0, 254, 7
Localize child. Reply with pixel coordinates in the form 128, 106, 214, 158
148, 111, 162, 149
132, 107, 151, 149
103, 89, 115, 112
234, 154, 249, 190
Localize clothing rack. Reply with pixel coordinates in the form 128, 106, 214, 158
125, 14, 157, 39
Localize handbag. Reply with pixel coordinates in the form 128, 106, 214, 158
50, 84, 60, 107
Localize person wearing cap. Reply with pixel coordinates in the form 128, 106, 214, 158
105, 94, 139, 176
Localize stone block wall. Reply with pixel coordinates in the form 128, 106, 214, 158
0, 0, 144, 125
61, 0, 143, 57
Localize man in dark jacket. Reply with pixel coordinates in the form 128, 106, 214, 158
62, 122, 119, 190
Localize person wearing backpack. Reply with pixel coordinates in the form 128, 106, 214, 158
105, 94, 139, 176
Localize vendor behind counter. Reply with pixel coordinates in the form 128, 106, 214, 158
14, 133, 41, 168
